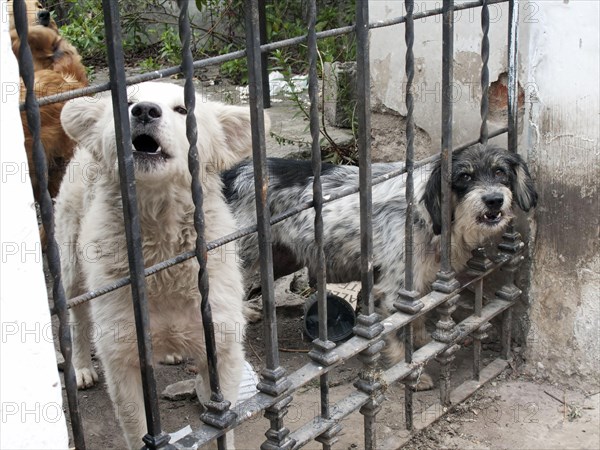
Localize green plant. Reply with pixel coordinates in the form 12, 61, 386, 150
139, 57, 161, 72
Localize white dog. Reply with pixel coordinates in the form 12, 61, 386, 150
56, 82, 256, 449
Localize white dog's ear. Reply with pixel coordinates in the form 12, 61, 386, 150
61, 96, 106, 143
214, 104, 271, 170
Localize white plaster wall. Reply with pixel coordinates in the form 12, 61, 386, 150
0, 2, 70, 447
520, 0, 599, 387
370, 0, 600, 389
370, 0, 510, 147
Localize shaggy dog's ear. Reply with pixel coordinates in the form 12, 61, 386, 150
214, 104, 271, 170
424, 162, 443, 235
509, 152, 538, 212
61, 95, 106, 144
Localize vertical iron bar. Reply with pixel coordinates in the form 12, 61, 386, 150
473, 279, 483, 380
404, 0, 416, 294
101, 1, 170, 448
305, 0, 339, 446
438, 0, 456, 278
433, 0, 461, 401
177, 2, 234, 446
309, 0, 328, 347
259, 0, 271, 108
479, 0, 490, 145
245, 0, 280, 376
245, 1, 293, 448
507, 0, 520, 152
12, 2, 85, 449
392, 0, 425, 432
467, 248, 493, 381
356, 0, 374, 319
353, 3, 384, 450
500, 0, 522, 361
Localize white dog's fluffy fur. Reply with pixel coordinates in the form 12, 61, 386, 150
56, 82, 257, 449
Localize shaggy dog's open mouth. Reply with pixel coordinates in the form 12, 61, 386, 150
478, 210, 503, 225
132, 134, 169, 165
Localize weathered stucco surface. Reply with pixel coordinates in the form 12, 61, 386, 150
370, 1, 599, 389
520, 0, 599, 389
370, 0, 510, 148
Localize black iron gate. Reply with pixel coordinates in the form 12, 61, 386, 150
13, 0, 526, 448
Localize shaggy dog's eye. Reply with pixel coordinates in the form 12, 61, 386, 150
494, 168, 506, 178
174, 106, 187, 115
460, 173, 472, 182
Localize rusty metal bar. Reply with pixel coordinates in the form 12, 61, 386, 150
244, 1, 293, 448
26, 1, 510, 108
12, 2, 86, 448
176, 2, 234, 446
101, 1, 170, 448
480, 0, 490, 145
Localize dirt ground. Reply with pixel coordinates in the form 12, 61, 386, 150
53, 69, 599, 449
60, 298, 599, 449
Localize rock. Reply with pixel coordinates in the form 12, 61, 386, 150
161, 379, 196, 401
536, 362, 545, 371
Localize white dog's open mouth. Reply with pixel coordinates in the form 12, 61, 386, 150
132, 134, 169, 163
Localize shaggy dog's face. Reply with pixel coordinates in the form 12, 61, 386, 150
424, 144, 537, 236
61, 82, 258, 184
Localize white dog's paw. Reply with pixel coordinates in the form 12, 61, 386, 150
161, 353, 184, 365
76, 366, 99, 389
414, 372, 435, 391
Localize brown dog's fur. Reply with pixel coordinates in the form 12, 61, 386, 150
11, 24, 88, 202
11, 25, 87, 84
20, 70, 87, 198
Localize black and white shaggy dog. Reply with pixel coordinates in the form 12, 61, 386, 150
223, 144, 537, 389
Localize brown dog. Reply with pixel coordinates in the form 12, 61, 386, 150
11, 25, 87, 84
12, 22, 88, 202
7, 0, 58, 32
20, 70, 87, 198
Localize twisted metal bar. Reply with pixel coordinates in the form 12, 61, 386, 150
507, 0, 520, 152
404, 0, 416, 294
394, 0, 425, 432
176, 3, 234, 443
59, 127, 507, 314
244, 1, 293, 448
433, 0, 460, 293
101, 1, 171, 448
23, 1, 509, 109
12, 2, 86, 448
480, 0, 490, 145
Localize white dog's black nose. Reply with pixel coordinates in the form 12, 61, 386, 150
482, 193, 504, 210
131, 102, 162, 124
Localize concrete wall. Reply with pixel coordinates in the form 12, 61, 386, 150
369, 0, 599, 390
370, 0, 511, 148
519, 0, 599, 388
0, 4, 70, 447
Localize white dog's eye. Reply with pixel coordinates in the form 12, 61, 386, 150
174, 106, 188, 115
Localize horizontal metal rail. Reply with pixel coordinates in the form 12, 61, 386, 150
22, 0, 508, 110
171, 256, 510, 447
57, 125, 508, 314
